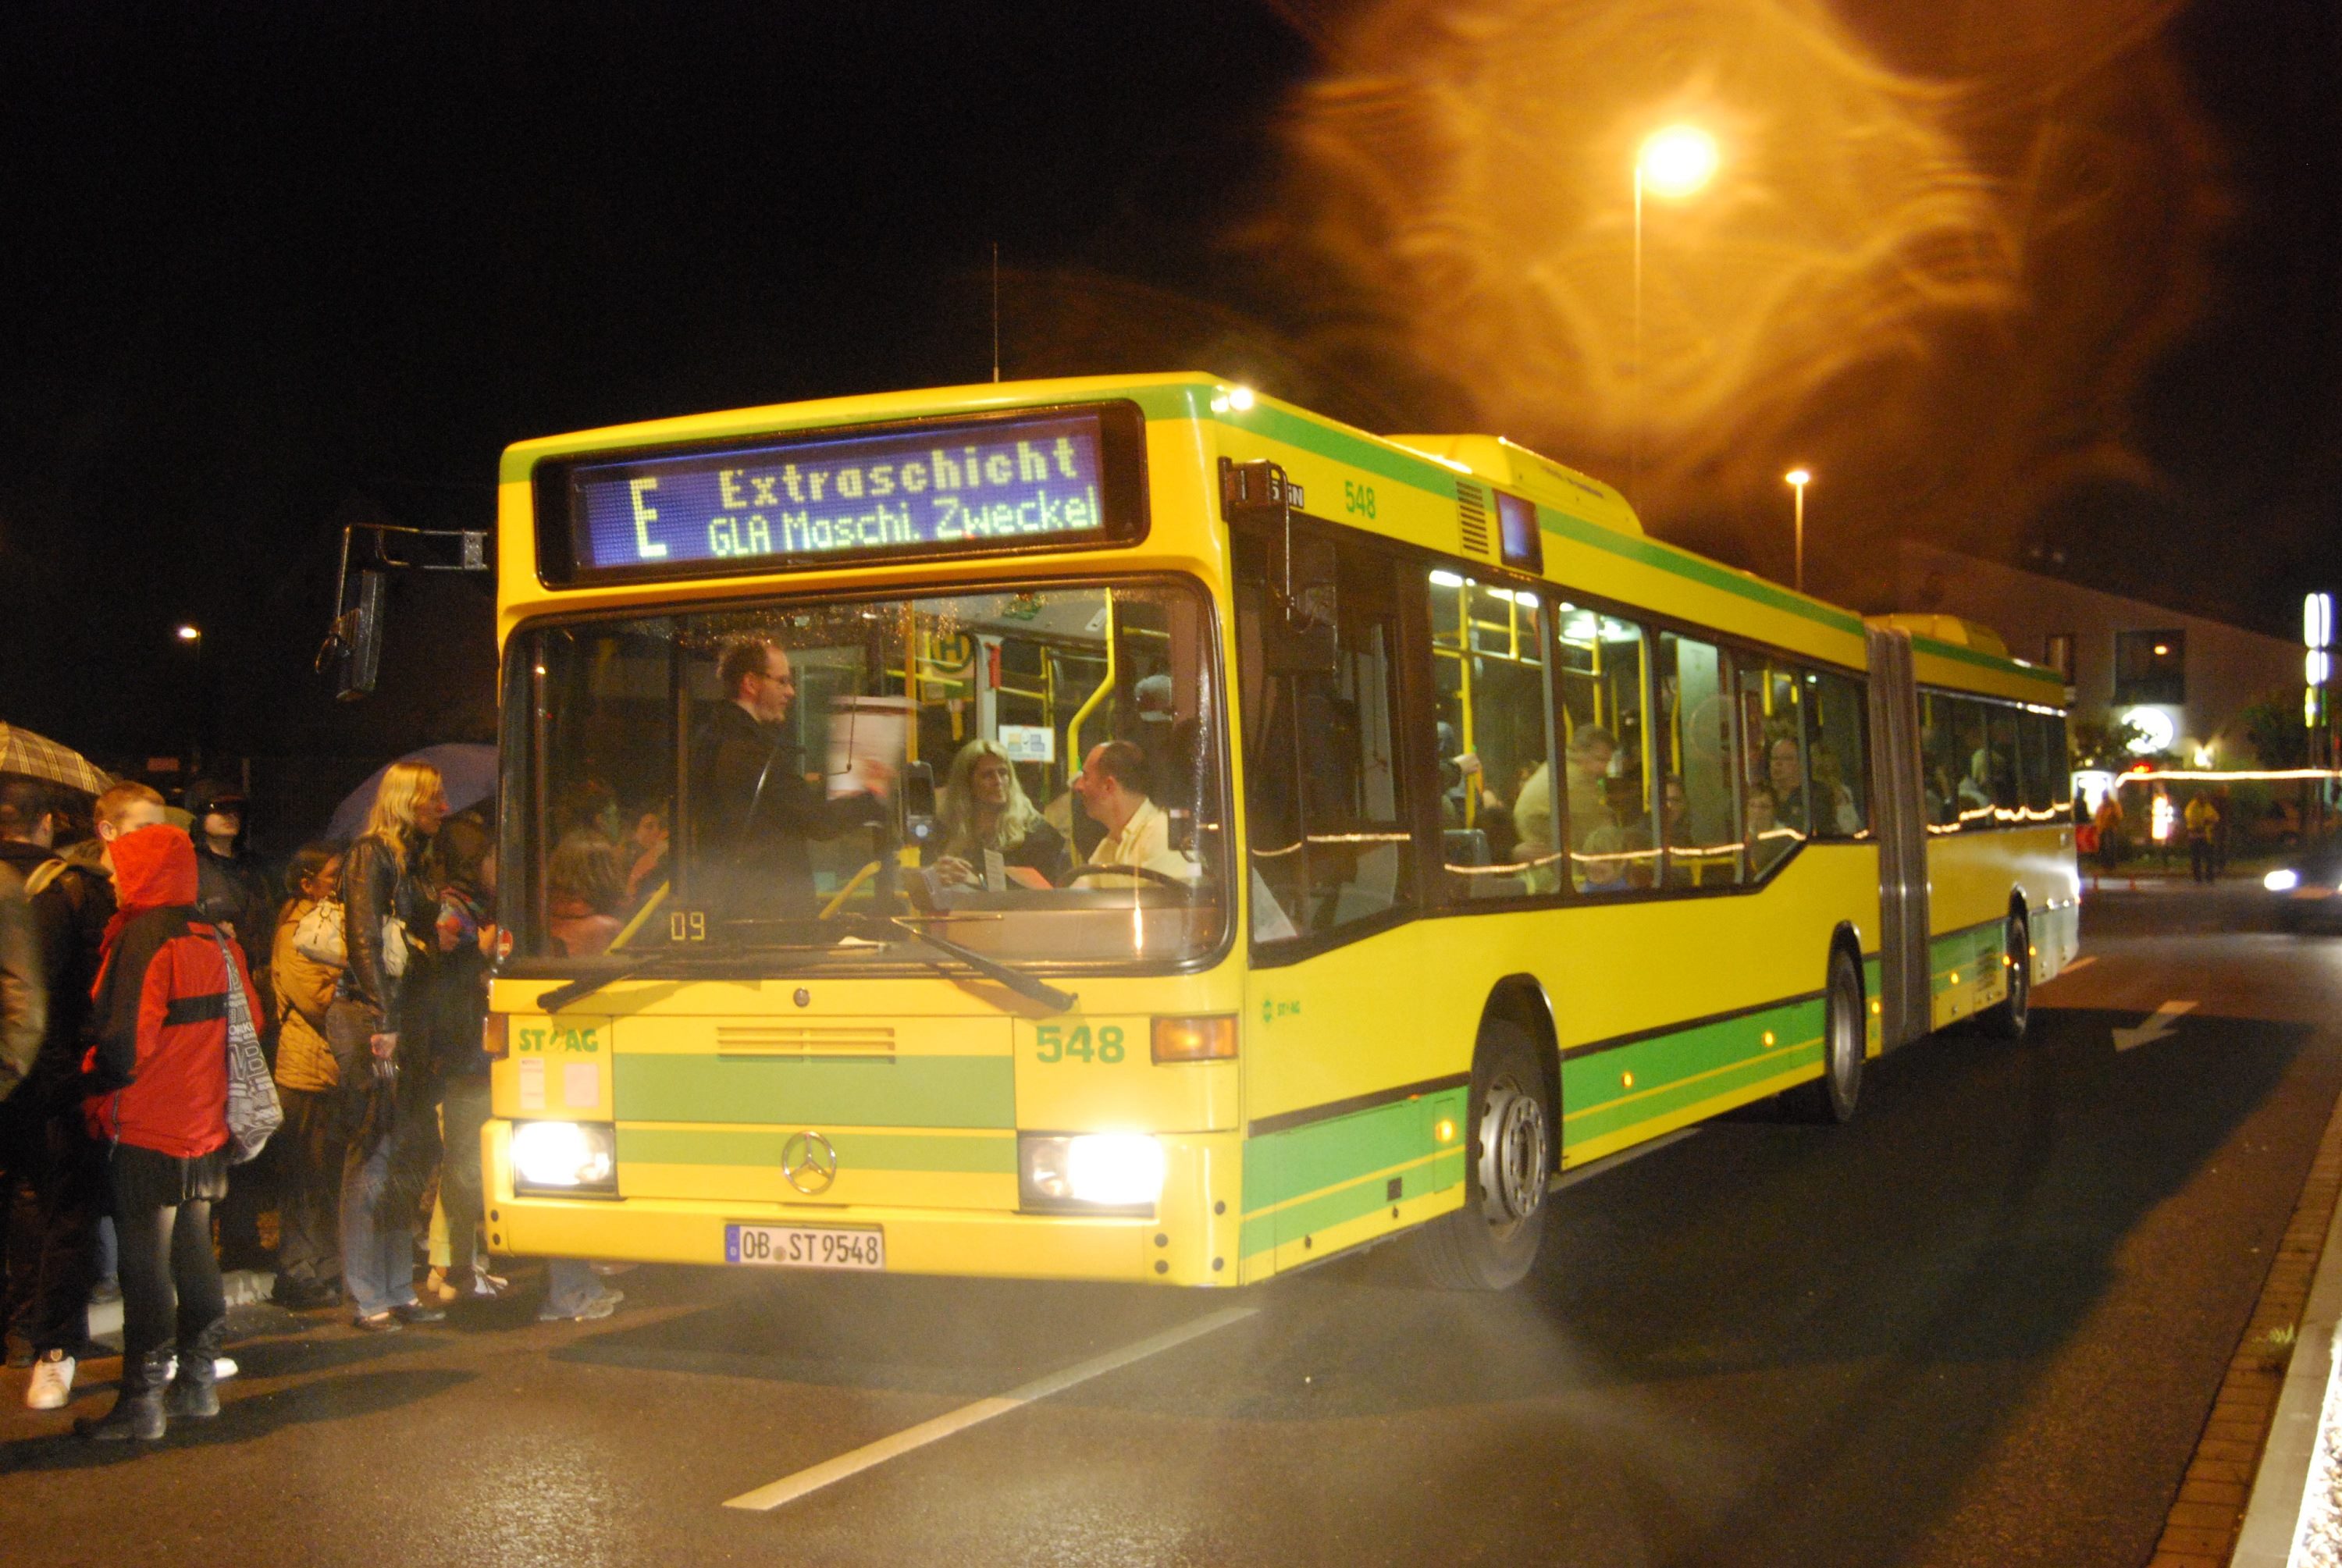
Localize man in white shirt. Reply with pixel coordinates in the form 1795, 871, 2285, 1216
1071, 741, 1197, 883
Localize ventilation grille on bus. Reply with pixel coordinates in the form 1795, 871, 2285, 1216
1457, 482, 1491, 556
716, 1023, 896, 1060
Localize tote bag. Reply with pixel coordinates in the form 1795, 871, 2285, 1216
212, 933, 283, 1163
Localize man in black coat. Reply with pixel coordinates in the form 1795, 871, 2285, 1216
687, 637, 888, 924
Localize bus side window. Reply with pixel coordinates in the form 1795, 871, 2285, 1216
1555, 607, 1654, 894
1655, 631, 1739, 888
1735, 655, 1805, 876
1427, 568, 1554, 901
1234, 530, 1414, 945
1985, 703, 2023, 820
1803, 669, 1869, 840
1949, 698, 1994, 830
2018, 709, 2059, 818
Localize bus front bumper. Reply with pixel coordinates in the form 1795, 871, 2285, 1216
482, 1120, 1238, 1286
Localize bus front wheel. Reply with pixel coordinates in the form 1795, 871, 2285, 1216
1415, 1022, 1551, 1291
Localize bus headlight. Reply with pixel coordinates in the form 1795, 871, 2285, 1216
1020, 1133, 1164, 1213
2265, 869, 2301, 893
511, 1121, 618, 1196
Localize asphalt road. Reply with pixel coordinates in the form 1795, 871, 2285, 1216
5, 883, 2340, 1568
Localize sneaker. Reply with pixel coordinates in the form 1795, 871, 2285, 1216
468, 1271, 509, 1299
536, 1292, 618, 1324
24, 1350, 76, 1410
393, 1303, 446, 1324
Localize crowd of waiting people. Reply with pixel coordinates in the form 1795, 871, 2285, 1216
0, 763, 621, 1445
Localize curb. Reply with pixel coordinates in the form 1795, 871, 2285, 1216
2234, 1185, 2342, 1565
2155, 1086, 2342, 1567
82, 1268, 276, 1346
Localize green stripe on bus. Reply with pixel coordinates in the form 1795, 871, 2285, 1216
1239, 1147, 1466, 1259
1561, 994, 1826, 1148
612, 1054, 1014, 1129
615, 1125, 1015, 1174
1534, 507, 1866, 638
1910, 633, 2063, 692
1175, 393, 1869, 639
1241, 1088, 1467, 1214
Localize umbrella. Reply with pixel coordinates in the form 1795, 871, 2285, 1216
326, 743, 498, 842
0, 720, 113, 796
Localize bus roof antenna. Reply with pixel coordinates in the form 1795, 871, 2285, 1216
991, 242, 1001, 383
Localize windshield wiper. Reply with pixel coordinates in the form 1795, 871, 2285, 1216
876, 916, 1077, 1013
531, 950, 828, 1014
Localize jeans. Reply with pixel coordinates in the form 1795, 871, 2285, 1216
437, 1076, 492, 1281
276, 1087, 347, 1291
543, 1258, 604, 1317
340, 1136, 416, 1318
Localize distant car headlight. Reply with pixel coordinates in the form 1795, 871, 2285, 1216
511, 1120, 618, 1196
1020, 1133, 1163, 1214
2265, 869, 2301, 893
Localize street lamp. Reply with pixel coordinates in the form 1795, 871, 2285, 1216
174, 625, 203, 771
1784, 468, 1811, 594
1632, 125, 1719, 510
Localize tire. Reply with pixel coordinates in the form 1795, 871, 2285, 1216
1979, 913, 2031, 1040
1785, 947, 1864, 1125
1415, 1022, 1553, 1291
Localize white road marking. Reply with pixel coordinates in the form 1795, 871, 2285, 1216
722, 1305, 1258, 1511
2114, 998, 2198, 1052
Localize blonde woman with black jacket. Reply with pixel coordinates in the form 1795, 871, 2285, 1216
328, 762, 446, 1332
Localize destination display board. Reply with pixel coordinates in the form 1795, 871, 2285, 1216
539, 404, 1145, 585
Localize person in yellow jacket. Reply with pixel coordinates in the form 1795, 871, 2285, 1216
2184, 792, 2220, 884
269, 844, 346, 1310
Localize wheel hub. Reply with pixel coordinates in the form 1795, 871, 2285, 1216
1478, 1080, 1549, 1225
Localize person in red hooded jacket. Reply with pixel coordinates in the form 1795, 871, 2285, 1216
73, 823, 258, 1442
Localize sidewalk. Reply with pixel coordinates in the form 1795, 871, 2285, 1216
79, 1268, 276, 1349
2214, 1103, 2342, 1567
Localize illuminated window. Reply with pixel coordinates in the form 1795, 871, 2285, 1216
2113, 630, 2184, 706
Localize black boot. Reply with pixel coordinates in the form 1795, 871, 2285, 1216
163, 1325, 222, 1420
76, 1350, 170, 1442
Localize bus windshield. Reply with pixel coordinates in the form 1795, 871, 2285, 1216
506, 578, 1229, 972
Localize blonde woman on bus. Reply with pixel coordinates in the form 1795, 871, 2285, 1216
929, 738, 1070, 890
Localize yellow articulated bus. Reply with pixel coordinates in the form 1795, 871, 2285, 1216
480, 372, 2078, 1291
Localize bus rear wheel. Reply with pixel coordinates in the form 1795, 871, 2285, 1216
1785, 948, 1864, 1125
1415, 1022, 1551, 1291
1981, 914, 2031, 1040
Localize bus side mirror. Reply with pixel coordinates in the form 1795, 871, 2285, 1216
333, 570, 386, 701
1222, 458, 1338, 674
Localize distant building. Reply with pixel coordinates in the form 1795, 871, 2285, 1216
1854, 540, 2301, 763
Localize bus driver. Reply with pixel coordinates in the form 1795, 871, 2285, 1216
687, 636, 889, 920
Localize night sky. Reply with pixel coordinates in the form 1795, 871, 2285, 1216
2, 2, 2337, 802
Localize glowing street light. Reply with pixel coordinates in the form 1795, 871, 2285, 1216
1784, 468, 1811, 593
1639, 126, 1720, 201
175, 624, 201, 642
1631, 124, 1720, 510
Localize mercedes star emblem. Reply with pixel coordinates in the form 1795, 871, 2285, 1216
780, 1130, 839, 1195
